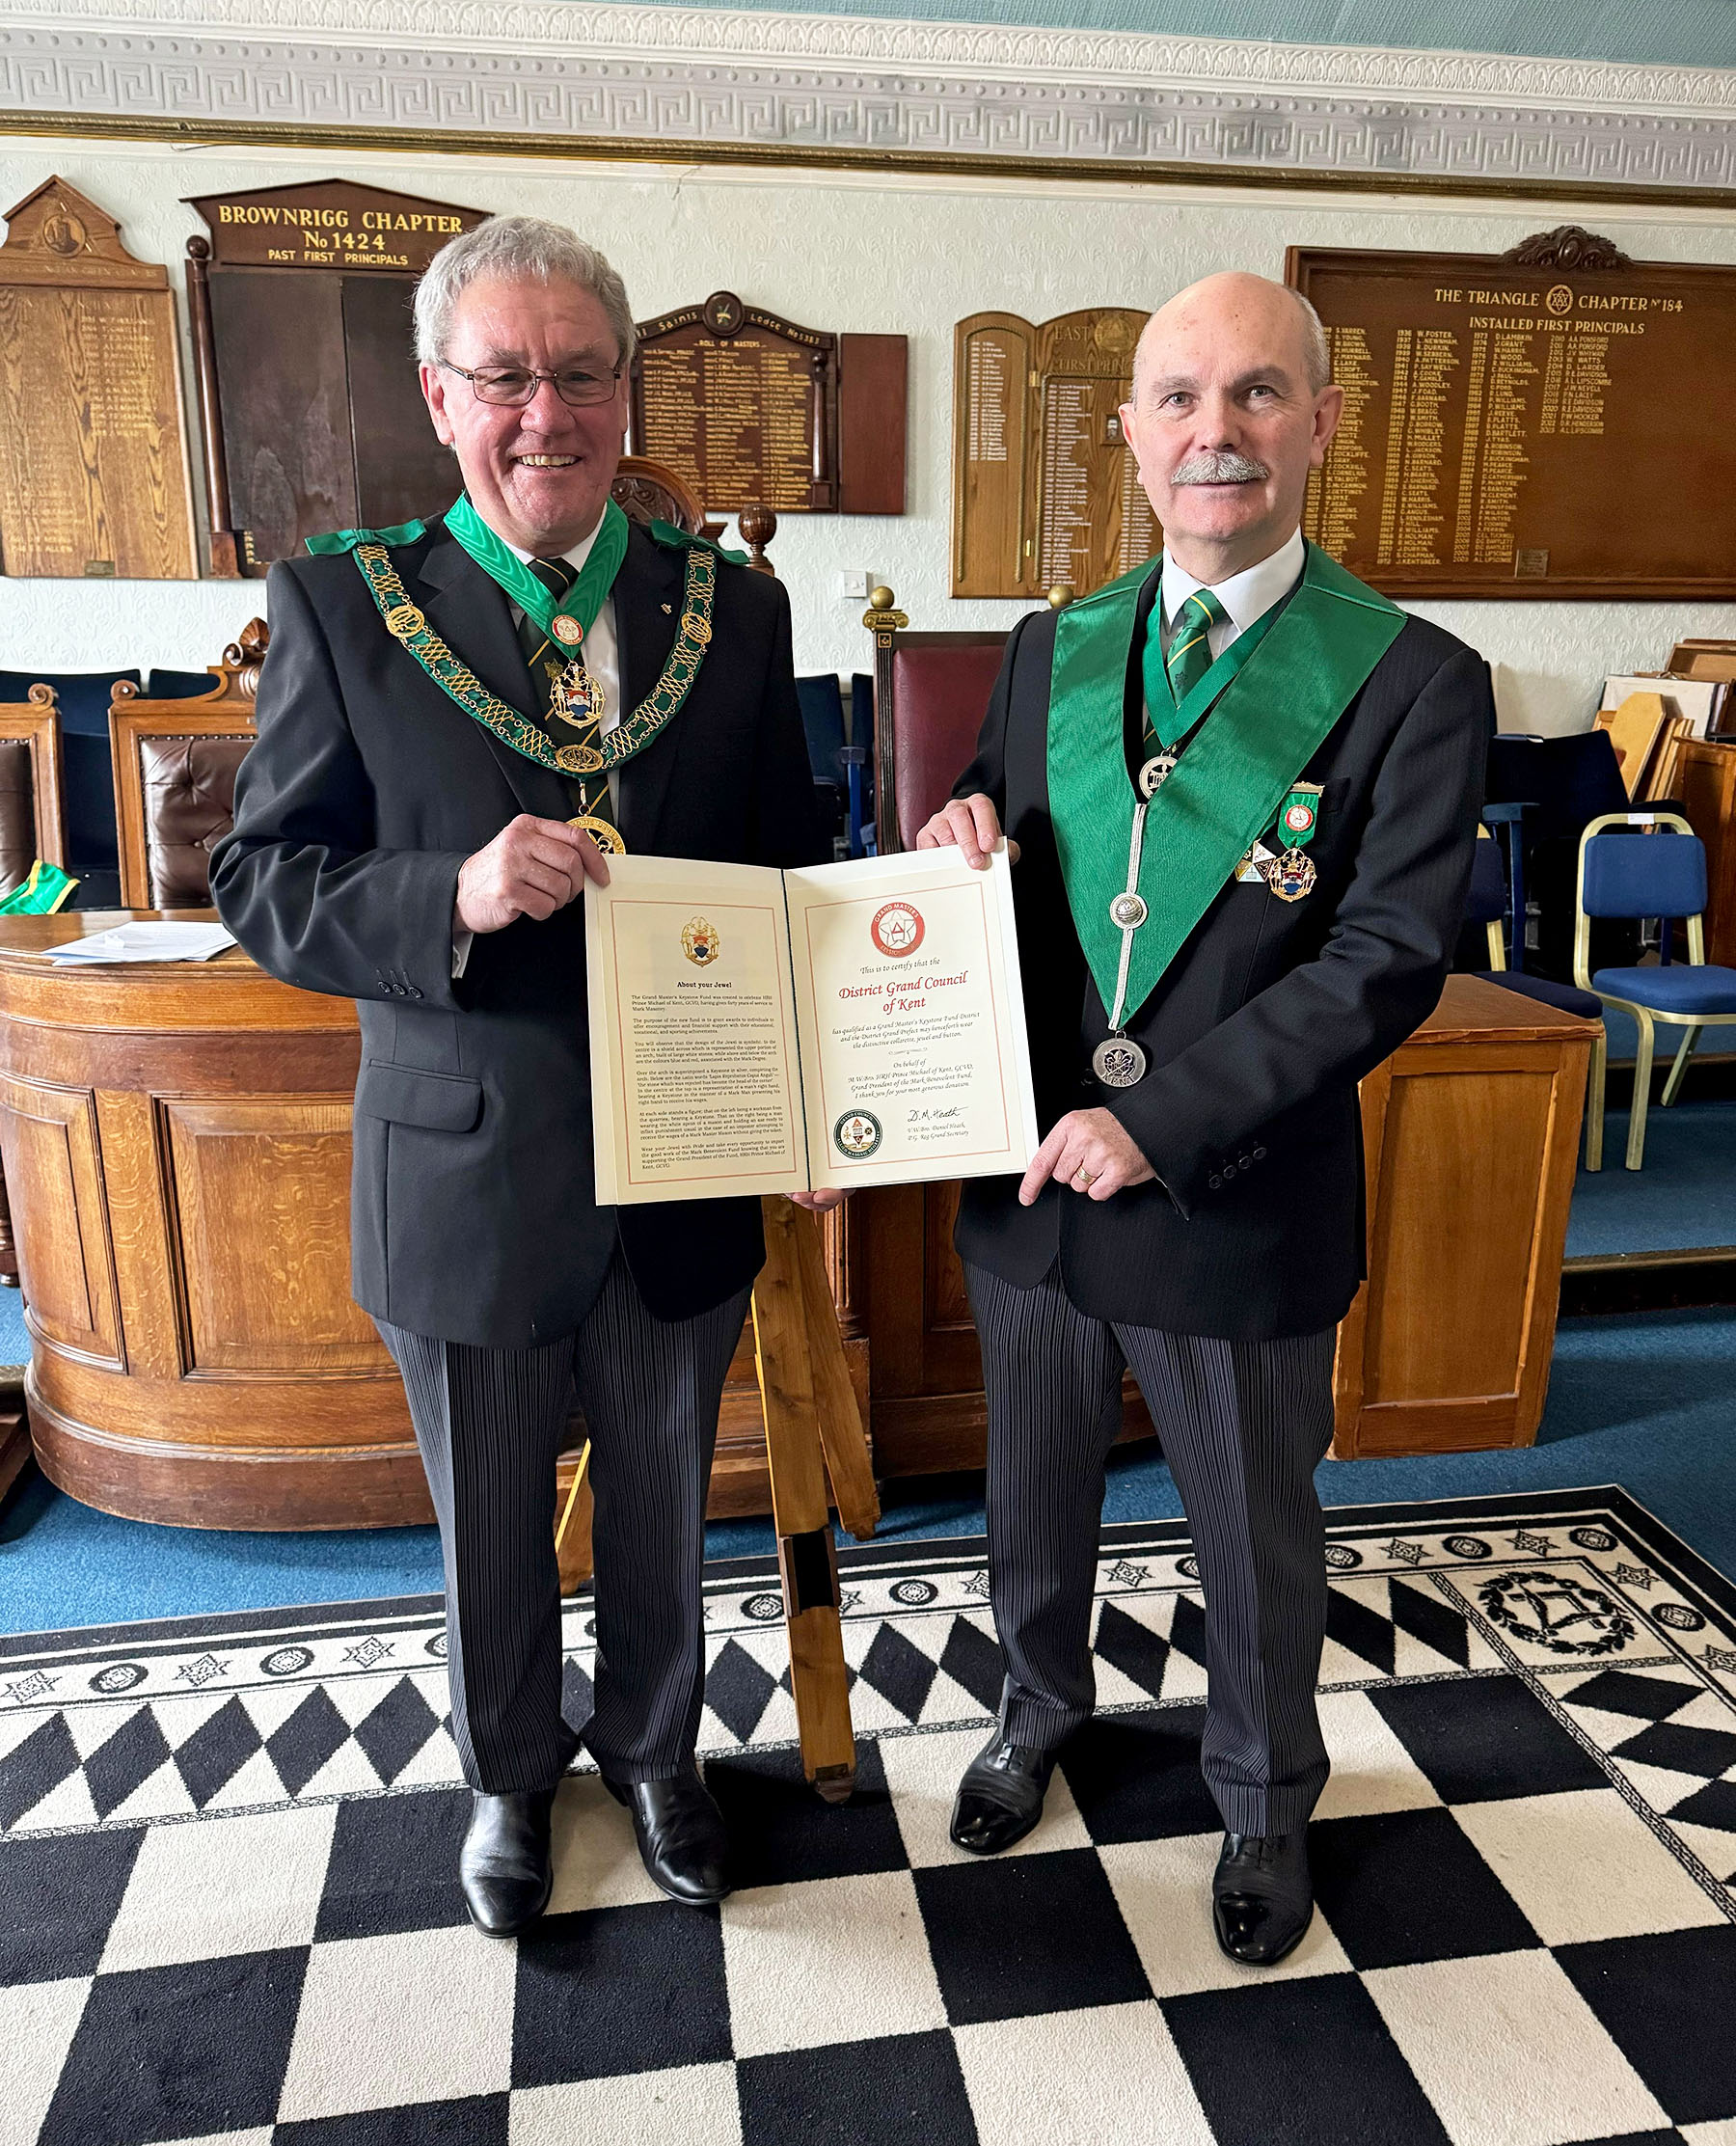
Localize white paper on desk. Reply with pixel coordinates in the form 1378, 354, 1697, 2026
46, 922, 236, 964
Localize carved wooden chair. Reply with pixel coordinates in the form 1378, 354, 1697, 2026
109, 620, 266, 910
609, 454, 777, 576
860, 587, 1016, 853
0, 684, 68, 1287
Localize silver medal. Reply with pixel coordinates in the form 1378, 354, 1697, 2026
1092, 1035, 1148, 1089
1137, 753, 1178, 800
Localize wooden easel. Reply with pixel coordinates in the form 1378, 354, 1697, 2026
555, 1198, 877, 1802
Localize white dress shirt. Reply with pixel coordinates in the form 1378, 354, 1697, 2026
1156, 525, 1306, 664
453, 509, 624, 978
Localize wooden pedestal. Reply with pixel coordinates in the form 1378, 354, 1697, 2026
0, 911, 428, 1531
1331, 973, 1596, 1457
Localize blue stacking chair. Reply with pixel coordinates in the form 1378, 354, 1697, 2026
1466, 826, 1605, 1019
795, 674, 849, 856
1574, 810, 1736, 1171
0, 668, 139, 909
146, 667, 221, 701
847, 670, 877, 856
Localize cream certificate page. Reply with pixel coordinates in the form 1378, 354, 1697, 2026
585, 847, 1036, 1204
586, 855, 804, 1206
784, 847, 1037, 1190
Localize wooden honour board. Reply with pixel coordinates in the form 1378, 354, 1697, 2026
0, 178, 197, 581
1290, 238, 1736, 600
630, 291, 906, 517
184, 180, 489, 575
952, 308, 1157, 600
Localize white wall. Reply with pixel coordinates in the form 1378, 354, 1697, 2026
3, 133, 1734, 734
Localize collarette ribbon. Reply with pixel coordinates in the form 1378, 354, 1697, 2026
1047, 542, 1406, 1025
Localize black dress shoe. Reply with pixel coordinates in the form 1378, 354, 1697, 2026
949, 1732, 1058, 1855
459, 1786, 556, 1938
1212, 1830, 1313, 1966
604, 1770, 730, 1905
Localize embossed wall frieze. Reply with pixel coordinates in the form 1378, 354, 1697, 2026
1, 1, 1734, 189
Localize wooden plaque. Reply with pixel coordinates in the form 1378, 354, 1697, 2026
1290, 229, 1736, 600
183, 180, 489, 576
0, 178, 197, 582
951, 308, 1156, 600
629, 292, 906, 517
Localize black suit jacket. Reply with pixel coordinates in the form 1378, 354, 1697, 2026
954, 558, 1489, 1342
210, 517, 823, 1347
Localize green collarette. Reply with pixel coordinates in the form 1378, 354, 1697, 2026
444, 494, 629, 645
1048, 542, 1405, 1025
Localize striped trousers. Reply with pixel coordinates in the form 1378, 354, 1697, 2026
964, 1261, 1337, 1836
378, 1256, 750, 1795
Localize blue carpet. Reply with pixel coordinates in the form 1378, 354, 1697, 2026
6, 1304, 1736, 1633
1565, 1099, 1736, 1260
0, 1285, 29, 1371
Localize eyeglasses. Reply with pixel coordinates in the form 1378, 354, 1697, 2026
439, 360, 624, 409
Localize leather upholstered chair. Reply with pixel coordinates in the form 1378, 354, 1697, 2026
861, 586, 1016, 853
109, 620, 266, 910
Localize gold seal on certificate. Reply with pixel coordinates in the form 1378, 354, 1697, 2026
584, 849, 1039, 1205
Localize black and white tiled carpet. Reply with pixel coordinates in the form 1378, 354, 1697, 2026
4, 1486, 1736, 2145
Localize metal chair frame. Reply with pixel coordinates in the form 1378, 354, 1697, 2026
1573, 808, 1736, 1171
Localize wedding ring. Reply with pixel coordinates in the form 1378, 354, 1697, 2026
1073, 1168, 1095, 1188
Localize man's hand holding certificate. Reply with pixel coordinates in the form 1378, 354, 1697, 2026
585, 846, 1037, 1205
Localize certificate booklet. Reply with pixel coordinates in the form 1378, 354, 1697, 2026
585, 846, 1037, 1204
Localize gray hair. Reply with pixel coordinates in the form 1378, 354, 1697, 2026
1292, 288, 1331, 394
413, 215, 637, 369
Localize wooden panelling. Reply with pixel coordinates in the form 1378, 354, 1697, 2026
0, 179, 197, 581
1673, 740, 1736, 968
1333, 975, 1594, 1457
0, 1073, 121, 1364
163, 1099, 385, 1375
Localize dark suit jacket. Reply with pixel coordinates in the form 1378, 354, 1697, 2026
953, 557, 1489, 1342
210, 516, 823, 1348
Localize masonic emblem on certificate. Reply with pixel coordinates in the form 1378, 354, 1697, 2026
682, 916, 720, 965
870, 901, 925, 958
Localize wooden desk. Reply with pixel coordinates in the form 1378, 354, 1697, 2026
1331, 972, 1596, 1456
838, 973, 1594, 1478
0, 911, 428, 1530
0, 923, 1589, 1527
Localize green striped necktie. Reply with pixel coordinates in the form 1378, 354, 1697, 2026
1144, 584, 1230, 752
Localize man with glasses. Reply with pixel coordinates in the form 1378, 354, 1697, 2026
212, 217, 826, 1939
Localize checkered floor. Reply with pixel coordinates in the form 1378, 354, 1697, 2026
5, 1488, 1736, 2145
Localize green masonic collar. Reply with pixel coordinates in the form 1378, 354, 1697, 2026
307, 503, 745, 781
1047, 540, 1405, 1026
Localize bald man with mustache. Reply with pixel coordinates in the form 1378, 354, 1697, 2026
919, 272, 1488, 1965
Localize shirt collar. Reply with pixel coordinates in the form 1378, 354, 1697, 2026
498, 511, 609, 578
1160, 527, 1306, 637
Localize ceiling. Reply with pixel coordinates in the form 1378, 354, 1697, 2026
623, 0, 1736, 73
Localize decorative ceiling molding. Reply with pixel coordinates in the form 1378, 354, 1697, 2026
3, 0, 1734, 190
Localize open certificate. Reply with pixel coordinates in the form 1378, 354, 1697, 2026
585, 846, 1038, 1204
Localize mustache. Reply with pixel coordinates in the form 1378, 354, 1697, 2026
1171, 448, 1270, 485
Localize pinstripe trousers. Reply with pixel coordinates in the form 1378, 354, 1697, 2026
964, 1261, 1337, 1836
377, 1254, 750, 1795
